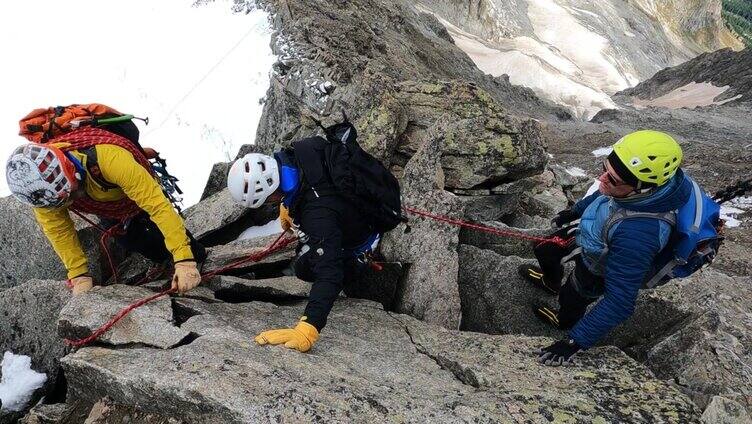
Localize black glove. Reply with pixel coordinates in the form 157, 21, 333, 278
538, 339, 580, 366
551, 209, 579, 229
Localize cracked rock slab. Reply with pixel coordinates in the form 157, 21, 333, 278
402, 316, 701, 423
58, 285, 190, 349
61, 297, 700, 423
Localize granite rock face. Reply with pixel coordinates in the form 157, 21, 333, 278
60, 297, 701, 423
606, 270, 752, 415
0, 280, 71, 399
457, 244, 563, 338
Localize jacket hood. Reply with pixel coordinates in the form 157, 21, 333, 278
615, 169, 692, 213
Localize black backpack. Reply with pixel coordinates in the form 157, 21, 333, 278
292, 116, 404, 233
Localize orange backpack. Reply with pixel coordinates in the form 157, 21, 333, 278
17, 104, 184, 217
18, 103, 148, 144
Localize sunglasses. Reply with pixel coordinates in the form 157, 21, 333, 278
601, 162, 629, 187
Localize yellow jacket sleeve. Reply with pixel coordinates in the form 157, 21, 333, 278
96, 145, 194, 263
33, 206, 89, 279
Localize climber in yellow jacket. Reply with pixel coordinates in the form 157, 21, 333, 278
5, 132, 205, 295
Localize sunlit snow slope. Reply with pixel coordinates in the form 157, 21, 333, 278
418, 0, 742, 120
0, 0, 274, 206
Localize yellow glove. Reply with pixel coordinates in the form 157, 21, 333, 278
171, 261, 201, 294
254, 320, 319, 353
279, 204, 295, 233
70, 275, 94, 296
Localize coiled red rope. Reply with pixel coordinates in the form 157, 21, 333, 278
403, 206, 570, 247
64, 233, 296, 347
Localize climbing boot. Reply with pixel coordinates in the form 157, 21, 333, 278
518, 264, 558, 295
533, 302, 562, 329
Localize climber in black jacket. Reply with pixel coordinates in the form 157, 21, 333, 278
227, 138, 380, 352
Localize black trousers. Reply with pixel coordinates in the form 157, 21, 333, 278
533, 226, 604, 330
106, 212, 207, 264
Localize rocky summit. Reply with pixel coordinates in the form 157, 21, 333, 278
3, 0, 752, 423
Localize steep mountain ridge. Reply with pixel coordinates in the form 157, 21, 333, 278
416, 0, 743, 118
2, 1, 752, 422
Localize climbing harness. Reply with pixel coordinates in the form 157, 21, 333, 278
713, 178, 752, 205
64, 233, 297, 347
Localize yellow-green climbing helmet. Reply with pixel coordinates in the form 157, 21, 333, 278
612, 130, 683, 187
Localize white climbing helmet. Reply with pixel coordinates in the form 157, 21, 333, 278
227, 153, 280, 208
6, 143, 80, 208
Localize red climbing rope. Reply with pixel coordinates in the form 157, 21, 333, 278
64, 233, 297, 347
403, 206, 571, 247
65, 288, 176, 347
65, 206, 566, 347
70, 210, 130, 284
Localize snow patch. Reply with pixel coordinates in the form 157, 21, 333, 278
566, 167, 588, 178
631, 82, 742, 110
0, 352, 47, 412
433, 16, 617, 120
237, 219, 284, 241
720, 196, 752, 228
592, 147, 613, 157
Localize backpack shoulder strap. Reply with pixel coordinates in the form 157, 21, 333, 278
81, 147, 118, 190
601, 208, 677, 244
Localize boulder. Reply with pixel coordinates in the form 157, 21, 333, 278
457, 193, 519, 222
457, 244, 563, 338
200, 162, 232, 201
183, 189, 253, 243
382, 134, 463, 329
82, 398, 181, 424
384, 80, 548, 189
0, 280, 71, 397
60, 297, 701, 423
58, 285, 190, 349
491, 169, 569, 227
19, 403, 89, 424
459, 222, 551, 259
608, 270, 752, 414
701, 396, 752, 424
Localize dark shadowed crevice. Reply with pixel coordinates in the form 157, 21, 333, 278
214, 259, 293, 280
171, 299, 203, 327
46, 367, 69, 404
213, 288, 307, 306
171, 332, 201, 349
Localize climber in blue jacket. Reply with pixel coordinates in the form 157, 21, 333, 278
519, 130, 694, 366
